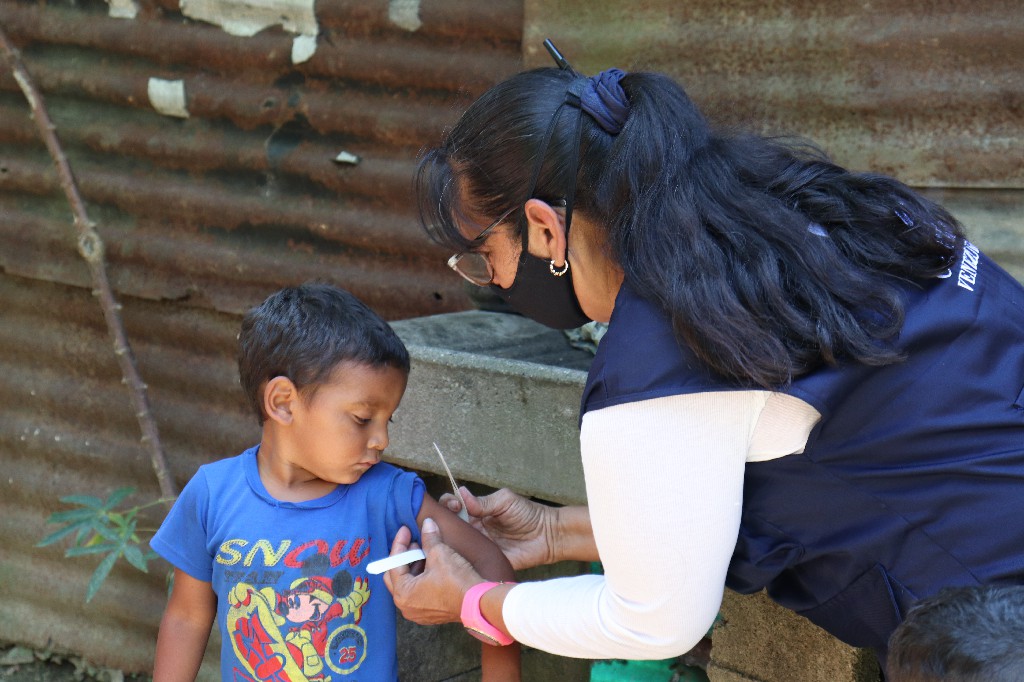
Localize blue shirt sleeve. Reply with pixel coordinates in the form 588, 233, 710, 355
383, 469, 424, 547
149, 467, 215, 582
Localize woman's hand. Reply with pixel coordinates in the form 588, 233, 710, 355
440, 487, 566, 570
383, 519, 482, 624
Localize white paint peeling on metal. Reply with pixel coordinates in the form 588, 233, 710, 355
146, 78, 189, 118
388, 0, 422, 32
333, 150, 360, 165
105, 0, 138, 20
180, 0, 318, 38
291, 33, 317, 64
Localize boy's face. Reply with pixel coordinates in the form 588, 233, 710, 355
287, 361, 408, 485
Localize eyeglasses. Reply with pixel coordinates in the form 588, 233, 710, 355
446, 207, 517, 286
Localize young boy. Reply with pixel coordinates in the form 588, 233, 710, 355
150, 283, 520, 682
886, 584, 1024, 681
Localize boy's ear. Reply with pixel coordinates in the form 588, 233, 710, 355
263, 376, 298, 425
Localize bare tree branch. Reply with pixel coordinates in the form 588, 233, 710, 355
0, 25, 176, 500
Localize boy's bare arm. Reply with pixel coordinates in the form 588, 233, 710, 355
418, 495, 521, 682
153, 569, 216, 682
419, 494, 516, 581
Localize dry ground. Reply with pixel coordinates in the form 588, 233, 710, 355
0, 644, 148, 682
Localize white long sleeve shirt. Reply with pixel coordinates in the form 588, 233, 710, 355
502, 390, 820, 659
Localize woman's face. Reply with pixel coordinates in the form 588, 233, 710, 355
458, 202, 623, 323
466, 219, 522, 289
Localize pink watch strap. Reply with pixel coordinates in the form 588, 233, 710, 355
460, 581, 516, 646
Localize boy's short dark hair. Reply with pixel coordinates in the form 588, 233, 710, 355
887, 584, 1024, 682
238, 283, 410, 423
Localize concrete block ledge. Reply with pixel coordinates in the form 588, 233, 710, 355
710, 591, 880, 682
389, 310, 592, 505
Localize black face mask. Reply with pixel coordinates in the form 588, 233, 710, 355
489, 242, 591, 330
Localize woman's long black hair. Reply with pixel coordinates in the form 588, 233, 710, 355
417, 67, 964, 388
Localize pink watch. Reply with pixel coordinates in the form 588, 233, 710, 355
460, 581, 516, 646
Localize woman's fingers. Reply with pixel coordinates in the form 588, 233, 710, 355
474, 487, 531, 523
383, 518, 480, 625
407, 540, 424, 576
458, 486, 485, 516
439, 491, 465, 515
471, 487, 507, 517
382, 526, 415, 591
440, 487, 485, 518
392, 524, 412, 551
383, 524, 417, 595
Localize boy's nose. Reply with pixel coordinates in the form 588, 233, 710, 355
368, 427, 389, 452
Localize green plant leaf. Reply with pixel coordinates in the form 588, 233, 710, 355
48, 508, 99, 524
107, 513, 131, 533
66, 543, 117, 557
74, 521, 103, 546
40, 486, 169, 601
59, 494, 104, 509
103, 487, 136, 510
91, 523, 121, 543
37, 523, 87, 547
85, 552, 119, 602
123, 544, 149, 572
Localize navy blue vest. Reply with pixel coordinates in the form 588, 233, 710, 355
581, 243, 1024, 658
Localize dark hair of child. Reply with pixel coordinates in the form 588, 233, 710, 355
237, 282, 410, 424
887, 584, 1024, 682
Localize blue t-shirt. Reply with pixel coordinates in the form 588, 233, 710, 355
151, 446, 424, 682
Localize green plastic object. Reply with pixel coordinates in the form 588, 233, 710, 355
590, 658, 710, 682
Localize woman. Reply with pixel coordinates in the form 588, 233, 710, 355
383, 42, 1024, 667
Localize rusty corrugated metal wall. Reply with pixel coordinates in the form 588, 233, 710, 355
0, 0, 523, 674
527, 0, 1024, 188
1, 0, 523, 318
